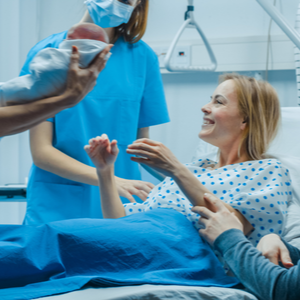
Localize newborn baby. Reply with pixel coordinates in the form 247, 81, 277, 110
0, 23, 109, 107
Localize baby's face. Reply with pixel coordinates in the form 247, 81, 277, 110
67, 23, 109, 43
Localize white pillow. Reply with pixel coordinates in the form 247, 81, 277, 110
282, 202, 300, 249
268, 107, 300, 158
266, 155, 300, 206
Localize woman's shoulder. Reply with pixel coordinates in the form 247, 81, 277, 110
30, 31, 67, 53
252, 158, 283, 169
232, 159, 284, 175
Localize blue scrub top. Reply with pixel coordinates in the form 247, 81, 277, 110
22, 31, 170, 224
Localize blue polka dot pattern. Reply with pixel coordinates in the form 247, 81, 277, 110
124, 157, 291, 247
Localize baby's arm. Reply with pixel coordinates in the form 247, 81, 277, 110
84, 134, 125, 218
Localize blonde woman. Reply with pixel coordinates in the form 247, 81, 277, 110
86, 74, 291, 246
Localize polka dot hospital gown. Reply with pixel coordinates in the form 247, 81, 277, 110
124, 158, 292, 246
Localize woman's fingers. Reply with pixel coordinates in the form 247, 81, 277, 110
127, 148, 154, 159
84, 145, 91, 154
111, 140, 119, 155
192, 206, 213, 219
120, 189, 136, 203
146, 182, 155, 189
127, 141, 157, 153
133, 189, 148, 201
130, 156, 152, 165
131, 138, 159, 146
132, 181, 153, 194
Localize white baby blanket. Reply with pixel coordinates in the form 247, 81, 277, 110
0, 39, 107, 107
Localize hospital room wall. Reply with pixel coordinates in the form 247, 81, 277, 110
0, 0, 298, 224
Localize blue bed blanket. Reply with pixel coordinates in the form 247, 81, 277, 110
0, 208, 239, 300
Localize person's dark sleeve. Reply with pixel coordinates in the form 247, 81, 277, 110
214, 229, 300, 300
281, 238, 300, 265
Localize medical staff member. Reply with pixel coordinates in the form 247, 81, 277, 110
0, 46, 110, 137
22, 0, 170, 224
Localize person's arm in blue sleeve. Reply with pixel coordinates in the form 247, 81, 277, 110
282, 239, 300, 264
0, 46, 111, 137
214, 229, 300, 300
192, 193, 300, 300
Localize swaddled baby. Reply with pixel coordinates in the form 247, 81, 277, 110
0, 23, 109, 107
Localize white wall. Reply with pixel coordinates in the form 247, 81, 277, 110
0, 0, 299, 224
144, 0, 299, 43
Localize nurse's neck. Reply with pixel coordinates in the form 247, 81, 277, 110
79, 11, 115, 44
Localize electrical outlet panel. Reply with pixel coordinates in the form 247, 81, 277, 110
152, 46, 190, 68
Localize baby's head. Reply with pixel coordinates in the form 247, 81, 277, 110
66, 23, 109, 43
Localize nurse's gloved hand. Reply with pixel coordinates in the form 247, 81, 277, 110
126, 138, 182, 178
64, 44, 113, 107
115, 177, 155, 203
84, 134, 118, 171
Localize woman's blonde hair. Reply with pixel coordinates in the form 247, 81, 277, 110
114, 0, 149, 44
219, 73, 281, 160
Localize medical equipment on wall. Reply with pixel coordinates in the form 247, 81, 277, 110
164, 0, 217, 73
255, 0, 300, 106
256, 0, 300, 50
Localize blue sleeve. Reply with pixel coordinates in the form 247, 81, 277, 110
214, 229, 300, 300
138, 47, 170, 128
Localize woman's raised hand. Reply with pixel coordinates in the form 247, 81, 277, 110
64, 44, 113, 107
84, 134, 118, 171
126, 138, 182, 177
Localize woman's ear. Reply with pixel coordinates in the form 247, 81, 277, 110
240, 119, 247, 130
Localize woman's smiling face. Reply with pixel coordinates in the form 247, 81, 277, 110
199, 79, 246, 149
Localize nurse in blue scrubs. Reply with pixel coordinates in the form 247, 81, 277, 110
22, 0, 170, 224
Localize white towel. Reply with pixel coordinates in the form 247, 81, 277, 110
0, 39, 107, 107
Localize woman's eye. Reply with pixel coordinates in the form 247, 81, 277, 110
215, 100, 222, 105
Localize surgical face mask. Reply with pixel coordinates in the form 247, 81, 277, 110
84, 0, 134, 28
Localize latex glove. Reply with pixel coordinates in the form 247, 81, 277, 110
192, 193, 244, 247
257, 234, 294, 269
126, 138, 182, 178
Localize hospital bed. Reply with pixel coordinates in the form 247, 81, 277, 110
31, 107, 300, 300
1, 1, 299, 298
